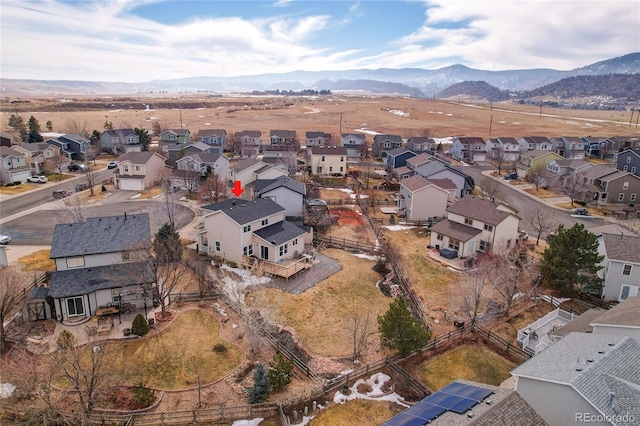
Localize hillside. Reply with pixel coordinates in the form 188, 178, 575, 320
437, 81, 510, 101
521, 74, 640, 101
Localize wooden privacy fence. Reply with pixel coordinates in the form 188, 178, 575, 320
473, 324, 532, 363
314, 234, 380, 254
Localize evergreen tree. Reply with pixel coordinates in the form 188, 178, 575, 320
268, 353, 293, 393
28, 116, 41, 133
378, 297, 431, 357
539, 223, 604, 296
134, 128, 152, 150
8, 114, 27, 142
248, 363, 270, 404
153, 223, 182, 264
90, 130, 102, 144
46, 120, 53, 131
27, 130, 44, 143
131, 314, 150, 336
103, 120, 113, 130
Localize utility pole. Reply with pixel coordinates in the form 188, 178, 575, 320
489, 114, 493, 135
339, 112, 342, 136
180, 109, 183, 128
629, 108, 634, 128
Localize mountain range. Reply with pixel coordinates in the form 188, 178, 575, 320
2, 53, 639, 100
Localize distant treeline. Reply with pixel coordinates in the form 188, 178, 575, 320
252, 89, 332, 96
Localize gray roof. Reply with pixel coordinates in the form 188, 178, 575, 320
553, 159, 591, 168
430, 219, 482, 242
27, 286, 50, 300
270, 129, 296, 138
387, 147, 415, 157
341, 133, 366, 140
235, 130, 261, 138
15, 143, 51, 152
601, 233, 640, 264
447, 196, 515, 226
49, 261, 155, 298
181, 152, 223, 164
374, 134, 403, 143
117, 151, 162, 164
103, 128, 136, 137
197, 129, 226, 137
233, 158, 263, 173
521, 149, 558, 159
511, 333, 640, 424
253, 220, 307, 246
255, 176, 306, 196
202, 198, 285, 225
469, 390, 548, 426
590, 296, 640, 328
580, 164, 618, 179
50, 213, 151, 258
0, 146, 23, 158
308, 146, 348, 155
306, 131, 331, 139
552, 307, 606, 338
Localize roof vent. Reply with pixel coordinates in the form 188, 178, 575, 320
467, 412, 474, 418
232, 199, 236, 205
608, 343, 615, 346
576, 368, 583, 371
242, 204, 245, 207
485, 400, 492, 405
598, 350, 605, 354
586, 359, 594, 363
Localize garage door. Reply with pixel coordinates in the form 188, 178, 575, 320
13, 170, 33, 183
118, 178, 144, 191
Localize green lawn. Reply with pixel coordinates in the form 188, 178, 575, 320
417, 345, 515, 391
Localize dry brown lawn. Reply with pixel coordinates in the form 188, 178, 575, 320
247, 249, 391, 359
0, 183, 36, 195
16, 249, 55, 271
308, 399, 405, 426
489, 301, 556, 346
523, 187, 563, 198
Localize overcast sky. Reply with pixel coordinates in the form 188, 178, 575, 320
1, 0, 639, 82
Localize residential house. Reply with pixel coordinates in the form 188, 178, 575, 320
397, 176, 454, 220
115, 151, 168, 191
230, 158, 287, 189
372, 134, 403, 158
305, 131, 332, 147
386, 147, 416, 170
160, 129, 191, 144
515, 149, 564, 180
406, 136, 436, 154
307, 146, 347, 176
405, 153, 471, 198
0, 146, 31, 184
574, 165, 640, 206
47, 134, 93, 162
511, 333, 640, 426
0, 132, 12, 147
163, 141, 218, 167
547, 159, 594, 188
263, 144, 298, 174
233, 130, 262, 158
449, 137, 487, 162
391, 165, 414, 180
590, 296, 640, 341
550, 136, 586, 159
198, 197, 310, 265
269, 130, 297, 146
614, 148, 640, 176
340, 133, 367, 159
255, 176, 306, 218
12, 143, 66, 174
173, 152, 229, 190
196, 129, 228, 153
429, 196, 521, 256
100, 129, 141, 154
596, 233, 640, 302
612, 135, 640, 151
48, 213, 155, 322
519, 136, 552, 151
583, 137, 619, 159
491, 137, 525, 162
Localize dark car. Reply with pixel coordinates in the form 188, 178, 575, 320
439, 248, 458, 259
68, 164, 82, 172
504, 173, 518, 181
574, 207, 590, 215
75, 183, 90, 192
53, 189, 73, 199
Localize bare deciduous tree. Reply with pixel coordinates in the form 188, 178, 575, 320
60, 193, 87, 223
530, 208, 558, 245
479, 175, 505, 203
198, 173, 229, 204
64, 119, 90, 139
346, 308, 374, 363
0, 266, 24, 352
458, 256, 495, 325
83, 163, 98, 196
50, 152, 68, 177
562, 172, 587, 207
491, 245, 536, 316
526, 164, 546, 191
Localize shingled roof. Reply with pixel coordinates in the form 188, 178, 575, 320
447, 196, 517, 225
201, 197, 285, 225
50, 213, 151, 259
255, 176, 306, 196
253, 221, 307, 246
600, 233, 640, 264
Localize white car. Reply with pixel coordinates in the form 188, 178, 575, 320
0, 235, 11, 245
27, 175, 48, 183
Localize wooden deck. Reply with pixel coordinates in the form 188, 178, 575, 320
243, 256, 312, 281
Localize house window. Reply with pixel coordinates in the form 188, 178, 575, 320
384, 142, 390, 148
620, 285, 638, 300
632, 167, 637, 174
329, 166, 333, 172
124, 165, 129, 172
484, 224, 493, 232
292, 238, 298, 246
618, 193, 625, 201
122, 252, 131, 262
627, 156, 632, 163
436, 234, 443, 241
215, 241, 221, 252
243, 244, 254, 256
340, 167, 344, 172
321, 156, 325, 161
464, 218, 473, 226
623, 264, 632, 276
66, 296, 84, 316
623, 165, 628, 171
623, 182, 629, 190
243, 225, 251, 232
601, 192, 608, 201
112, 293, 122, 305
448, 239, 460, 251
340, 156, 344, 162
262, 219, 269, 226
260, 245, 269, 260
135, 165, 141, 172
66, 256, 85, 268
279, 244, 288, 256
631, 193, 637, 202
479, 240, 492, 251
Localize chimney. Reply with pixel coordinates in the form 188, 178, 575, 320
124, 212, 127, 220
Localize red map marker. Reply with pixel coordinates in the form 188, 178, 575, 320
231, 180, 244, 197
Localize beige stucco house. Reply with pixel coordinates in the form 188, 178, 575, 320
307, 146, 348, 176
12, 142, 65, 174
396, 175, 454, 220
115, 151, 168, 191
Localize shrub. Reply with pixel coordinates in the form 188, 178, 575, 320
56, 330, 75, 350
213, 343, 227, 353
248, 364, 270, 404
132, 383, 156, 407
131, 314, 150, 336
268, 353, 293, 393
13, 181, 21, 185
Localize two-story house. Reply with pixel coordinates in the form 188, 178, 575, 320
449, 137, 487, 162
584, 137, 619, 159
491, 137, 525, 162
101, 129, 141, 154
550, 136, 585, 159
263, 144, 298, 174
305, 131, 332, 147
396, 175, 454, 220
404, 153, 471, 198
597, 233, 640, 302
340, 133, 367, 159
406, 136, 436, 154
613, 135, 640, 151
233, 130, 262, 158
173, 152, 230, 190
515, 149, 564, 180
576, 166, 640, 206
198, 197, 310, 265
270, 130, 297, 146
614, 148, 640, 177
47, 134, 92, 162
196, 129, 228, 153
255, 176, 306, 218
160, 129, 191, 144
307, 146, 347, 176
547, 159, 593, 188
162, 141, 218, 167
230, 158, 288, 189
12, 142, 65, 174
518, 136, 551, 151
372, 134, 403, 158
0, 146, 31, 184
429, 196, 521, 256
386, 147, 417, 170
48, 213, 155, 322
115, 151, 168, 191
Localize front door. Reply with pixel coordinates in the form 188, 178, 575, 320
260, 245, 269, 260
66, 296, 85, 317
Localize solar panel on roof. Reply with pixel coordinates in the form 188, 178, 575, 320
450, 398, 477, 414
415, 404, 446, 420
436, 394, 465, 409
466, 387, 494, 402
440, 382, 466, 394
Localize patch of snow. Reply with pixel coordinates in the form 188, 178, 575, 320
130, 193, 141, 199
332, 372, 409, 407
354, 129, 381, 135
387, 109, 409, 117
213, 303, 227, 316
336, 188, 354, 194
41, 132, 65, 138
204, 122, 212, 125
198, 115, 206, 118
109, 109, 122, 112
512, 122, 521, 125
382, 225, 414, 231
352, 253, 377, 261
220, 265, 271, 303
232, 418, 263, 426
447, 266, 462, 273
445, 113, 453, 117
0, 383, 16, 398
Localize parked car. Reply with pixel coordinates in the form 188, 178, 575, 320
0, 235, 11, 245
439, 248, 458, 259
53, 189, 73, 199
75, 183, 90, 192
67, 164, 87, 172
504, 173, 518, 181
107, 161, 118, 169
27, 175, 48, 183
574, 207, 590, 216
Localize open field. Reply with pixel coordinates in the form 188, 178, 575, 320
2, 95, 637, 142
